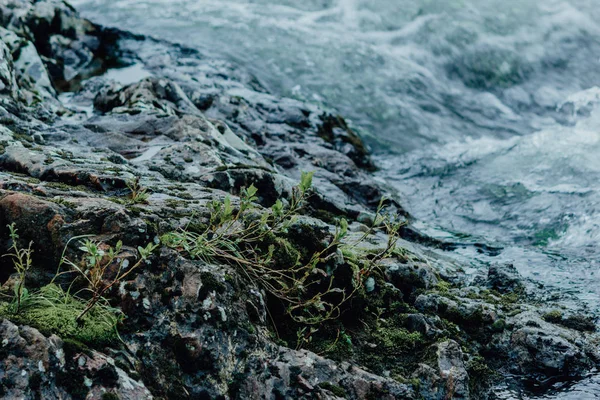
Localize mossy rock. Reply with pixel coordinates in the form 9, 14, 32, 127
542, 309, 563, 323
0, 284, 120, 346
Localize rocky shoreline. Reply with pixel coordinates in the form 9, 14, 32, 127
0, 1, 598, 399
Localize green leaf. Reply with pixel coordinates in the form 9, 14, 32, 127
223, 196, 232, 220
271, 199, 284, 217
139, 243, 158, 259
7, 223, 18, 240
337, 218, 348, 240
246, 184, 258, 199
299, 171, 314, 193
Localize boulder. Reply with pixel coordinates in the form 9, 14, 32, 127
384, 259, 439, 297
0, 319, 151, 399
487, 262, 525, 294
413, 340, 470, 399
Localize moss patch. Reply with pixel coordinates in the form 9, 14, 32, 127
0, 284, 120, 346
318, 382, 346, 397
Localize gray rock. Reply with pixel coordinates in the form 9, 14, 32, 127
415, 293, 500, 326
384, 258, 439, 296
0, 38, 19, 100
0, 319, 152, 399
0, 27, 57, 105
405, 313, 443, 337
487, 262, 525, 294
506, 311, 598, 379
413, 340, 470, 400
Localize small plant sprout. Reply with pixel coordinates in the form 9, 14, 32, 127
3, 223, 34, 313
296, 326, 319, 350
61, 239, 158, 322
163, 171, 406, 330
126, 176, 150, 204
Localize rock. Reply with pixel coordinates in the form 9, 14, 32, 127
0, 1, 598, 399
0, 319, 151, 399
0, 27, 56, 105
0, 36, 19, 101
505, 311, 598, 380
405, 313, 443, 337
0, 192, 66, 268
384, 258, 439, 297
414, 293, 500, 327
0, 0, 119, 90
413, 340, 469, 399
559, 314, 596, 332
317, 113, 375, 171
235, 349, 416, 400
486, 262, 525, 294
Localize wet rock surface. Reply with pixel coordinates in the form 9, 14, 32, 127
0, 2, 597, 399
486, 262, 525, 294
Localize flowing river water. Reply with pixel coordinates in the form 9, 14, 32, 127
69, 1, 600, 397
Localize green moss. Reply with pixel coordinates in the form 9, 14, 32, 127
125, 206, 144, 216
0, 284, 120, 346
396, 376, 421, 390
467, 356, 494, 394
311, 329, 354, 361
242, 322, 256, 335
198, 272, 226, 299
12, 132, 33, 144
543, 309, 563, 323
102, 393, 120, 400
374, 327, 423, 350
102, 166, 123, 174
318, 382, 346, 397
165, 199, 187, 209
361, 279, 406, 311
491, 319, 506, 332
49, 197, 77, 209
270, 236, 302, 270
435, 281, 451, 294
45, 182, 91, 193
498, 292, 520, 309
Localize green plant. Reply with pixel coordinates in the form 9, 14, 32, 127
126, 176, 149, 204
3, 223, 33, 313
58, 239, 158, 322
163, 172, 406, 327
296, 326, 319, 350
0, 229, 157, 345
0, 284, 120, 345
